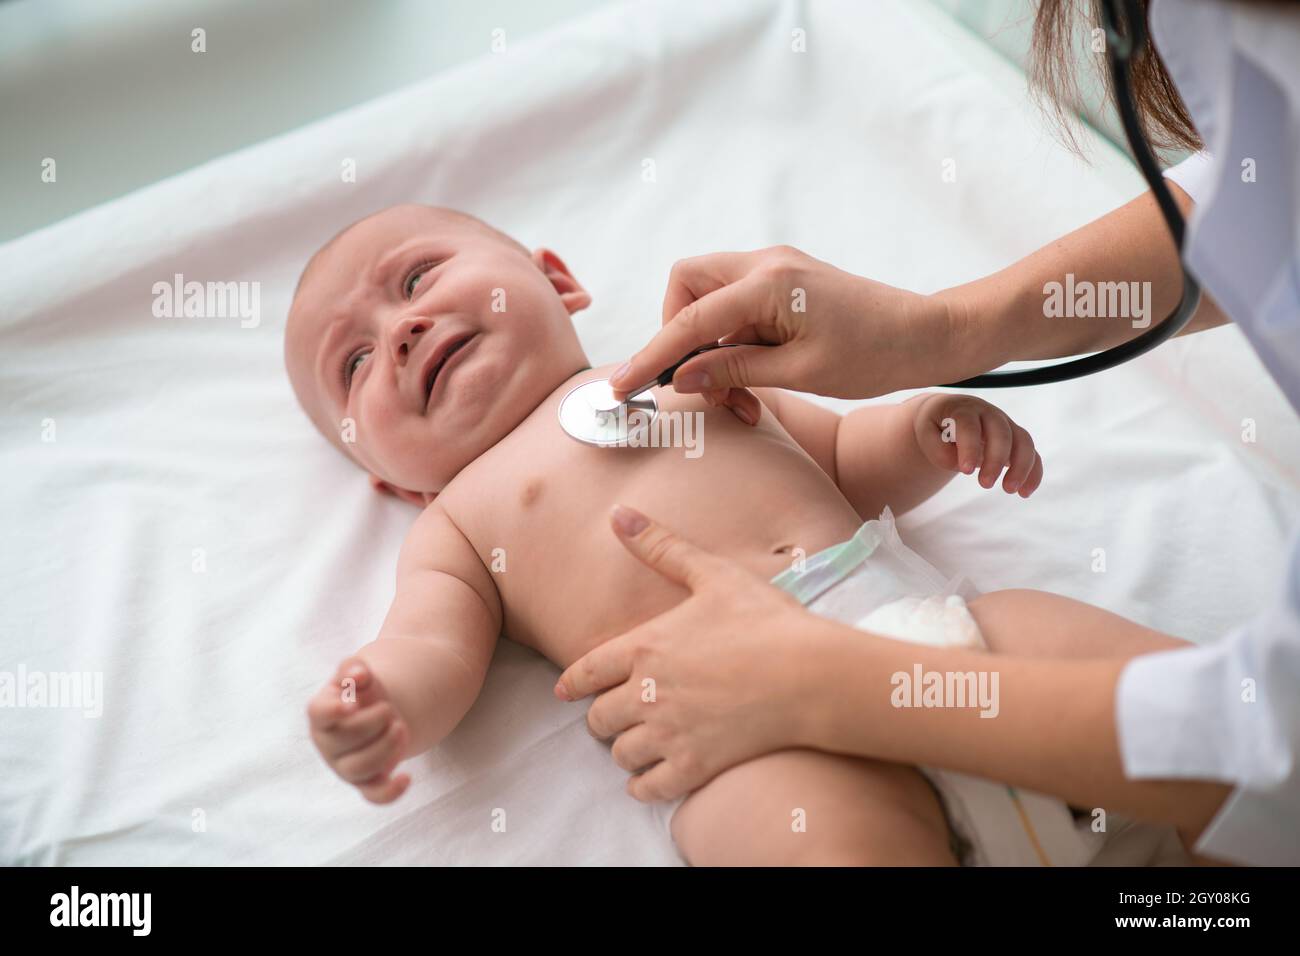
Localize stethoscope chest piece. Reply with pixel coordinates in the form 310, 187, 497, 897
557, 379, 659, 447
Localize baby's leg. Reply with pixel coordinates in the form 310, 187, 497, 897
967, 589, 1190, 659
670, 749, 956, 866
969, 589, 1213, 859
669, 592, 1177, 866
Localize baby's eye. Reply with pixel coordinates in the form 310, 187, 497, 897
343, 349, 371, 391
404, 261, 439, 299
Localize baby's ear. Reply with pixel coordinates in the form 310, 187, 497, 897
533, 248, 592, 314
369, 474, 436, 506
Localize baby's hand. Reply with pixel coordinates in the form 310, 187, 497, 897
307, 658, 411, 804
913, 394, 1043, 497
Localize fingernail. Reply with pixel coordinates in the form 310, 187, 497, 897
735, 404, 758, 426
553, 680, 571, 701
1005, 480, 1020, 493
610, 504, 650, 537
674, 370, 711, 392
610, 362, 631, 385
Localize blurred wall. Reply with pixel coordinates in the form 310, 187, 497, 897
0, 0, 607, 242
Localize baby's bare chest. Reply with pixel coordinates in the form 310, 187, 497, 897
437, 394, 862, 665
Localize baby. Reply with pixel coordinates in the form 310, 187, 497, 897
287, 204, 1054, 865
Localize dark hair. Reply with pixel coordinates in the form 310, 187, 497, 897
1029, 0, 1203, 154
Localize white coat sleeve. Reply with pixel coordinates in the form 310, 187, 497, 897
1116, 532, 1300, 865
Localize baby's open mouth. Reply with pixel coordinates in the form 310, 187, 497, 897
424, 333, 476, 407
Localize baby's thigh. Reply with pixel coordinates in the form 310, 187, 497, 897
670, 749, 956, 866
968, 589, 1190, 659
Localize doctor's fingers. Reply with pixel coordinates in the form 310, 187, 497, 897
669, 339, 803, 396
585, 680, 645, 740
609, 505, 754, 594
612, 273, 778, 398
660, 251, 766, 327
560, 602, 705, 705
555, 628, 637, 702
626, 754, 696, 804
610, 723, 668, 773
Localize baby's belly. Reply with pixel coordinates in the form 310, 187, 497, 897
442, 388, 864, 668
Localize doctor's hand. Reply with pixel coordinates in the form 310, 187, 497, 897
554, 505, 826, 802
610, 246, 958, 416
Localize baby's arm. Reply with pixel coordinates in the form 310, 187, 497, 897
756, 389, 1041, 518
307, 504, 500, 803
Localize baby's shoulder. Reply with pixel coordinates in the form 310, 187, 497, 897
398, 500, 478, 569
390, 500, 502, 621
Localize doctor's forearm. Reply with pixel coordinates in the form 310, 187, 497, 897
799, 623, 1230, 840
931, 188, 1229, 373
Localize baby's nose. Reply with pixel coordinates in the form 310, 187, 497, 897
392, 321, 428, 363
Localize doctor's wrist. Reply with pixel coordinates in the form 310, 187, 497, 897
926, 286, 1014, 386
790, 617, 882, 754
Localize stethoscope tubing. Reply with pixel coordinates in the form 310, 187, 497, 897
634, 3, 1201, 399
944, 0, 1203, 388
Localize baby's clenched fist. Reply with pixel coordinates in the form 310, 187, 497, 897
307, 658, 411, 804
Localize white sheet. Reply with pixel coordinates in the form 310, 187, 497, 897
3, 0, 1297, 866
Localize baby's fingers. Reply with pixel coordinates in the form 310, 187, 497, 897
325, 658, 392, 715
945, 406, 984, 474
307, 683, 350, 731
1001, 424, 1038, 494
335, 719, 408, 785
1018, 453, 1044, 498
977, 413, 1013, 488
333, 657, 377, 701
314, 702, 396, 760
359, 772, 411, 805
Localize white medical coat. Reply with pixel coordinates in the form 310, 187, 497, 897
1115, 0, 1300, 865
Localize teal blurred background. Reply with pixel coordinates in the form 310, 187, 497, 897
1, 0, 1156, 244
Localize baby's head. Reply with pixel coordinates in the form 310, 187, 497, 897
285, 204, 591, 500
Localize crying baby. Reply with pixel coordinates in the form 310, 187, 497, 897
287, 203, 1091, 866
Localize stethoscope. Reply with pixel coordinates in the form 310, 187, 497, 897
560, 0, 1202, 445
952, 0, 1203, 387
557, 348, 713, 447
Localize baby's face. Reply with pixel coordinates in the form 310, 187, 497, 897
286, 205, 590, 495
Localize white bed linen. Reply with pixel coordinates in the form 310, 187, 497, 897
2, 0, 1296, 865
